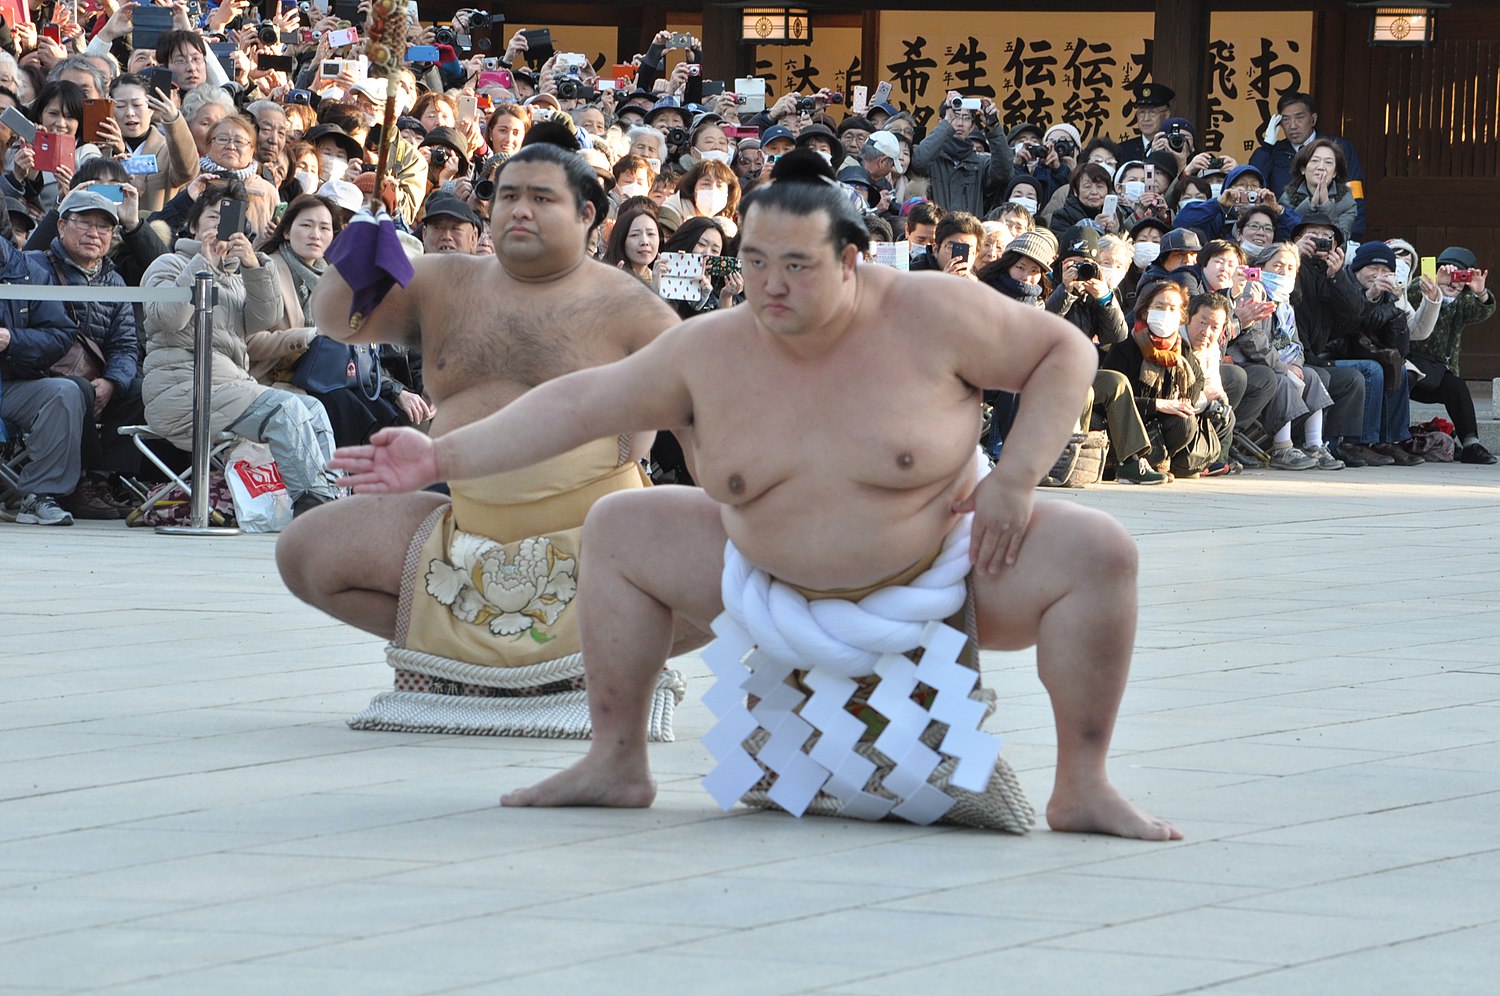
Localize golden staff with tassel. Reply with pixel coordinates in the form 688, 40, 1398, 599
363, 0, 409, 214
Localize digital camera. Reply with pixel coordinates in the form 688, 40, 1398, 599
1074, 260, 1099, 281
1312, 237, 1334, 253
556, 78, 597, 102
1167, 122, 1188, 151
1053, 138, 1075, 158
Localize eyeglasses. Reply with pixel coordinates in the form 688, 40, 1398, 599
1241, 222, 1275, 234
169, 54, 205, 67
212, 134, 253, 149
64, 215, 115, 232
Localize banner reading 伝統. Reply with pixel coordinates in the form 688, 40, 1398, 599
875, 10, 1313, 155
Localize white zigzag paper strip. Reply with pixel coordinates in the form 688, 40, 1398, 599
697, 448, 1003, 823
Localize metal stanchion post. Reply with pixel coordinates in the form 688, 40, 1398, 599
158, 270, 240, 536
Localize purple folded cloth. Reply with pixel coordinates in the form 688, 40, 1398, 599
325, 208, 415, 330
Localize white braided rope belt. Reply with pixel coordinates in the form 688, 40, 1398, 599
702, 451, 1031, 830
346, 645, 686, 741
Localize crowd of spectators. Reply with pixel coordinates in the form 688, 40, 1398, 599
0, 2, 1493, 525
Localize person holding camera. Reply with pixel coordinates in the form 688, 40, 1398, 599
910, 210, 982, 279
1278, 139, 1357, 240
1044, 226, 1167, 484
1047, 162, 1115, 240
1174, 164, 1285, 246
1407, 246, 1496, 464
1330, 242, 1422, 466
911, 89, 1011, 218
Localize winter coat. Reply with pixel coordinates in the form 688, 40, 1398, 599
1278, 179, 1357, 240
0, 238, 73, 382
1409, 287, 1497, 377
140, 239, 285, 447
1045, 284, 1128, 362
28, 239, 139, 389
911, 118, 1013, 217
1291, 257, 1366, 364
121, 117, 200, 213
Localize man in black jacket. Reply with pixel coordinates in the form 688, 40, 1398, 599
911, 90, 1012, 216
1333, 242, 1423, 466
1287, 211, 1370, 467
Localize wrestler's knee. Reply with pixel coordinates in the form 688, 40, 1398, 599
275, 508, 324, 598
1036, 503, 1137, 582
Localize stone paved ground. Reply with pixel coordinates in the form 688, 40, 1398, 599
4, 462, 1500, 994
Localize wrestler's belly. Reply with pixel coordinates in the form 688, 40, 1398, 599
426, 379, 531, 438
720, 473, 971, 591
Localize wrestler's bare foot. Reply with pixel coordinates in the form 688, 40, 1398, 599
1046, 778, 1183, 841
500, 751, 658, 809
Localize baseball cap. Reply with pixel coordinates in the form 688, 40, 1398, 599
423, 192, 481, 230
761, 124, 796, 149
863, 131, 901, 165
58, 188, 119, 222
317, 179, 363, 213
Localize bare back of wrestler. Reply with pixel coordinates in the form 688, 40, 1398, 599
332, 157, 1181, 841
277, 151, 678, 639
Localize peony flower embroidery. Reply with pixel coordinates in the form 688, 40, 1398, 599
425, 532, 578, 639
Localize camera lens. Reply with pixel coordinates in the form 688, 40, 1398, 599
258, 24, 278, 44
665, 127, 689, 148
433, 26, 455, 46
474, 179, 494, 200
471, 12, 491, 29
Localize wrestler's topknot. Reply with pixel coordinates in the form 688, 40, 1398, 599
742, 149, 869, 256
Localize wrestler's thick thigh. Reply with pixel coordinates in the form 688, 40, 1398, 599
972, 499, 1138, 652
582, 484, 728, 635
276, 491, 450, 604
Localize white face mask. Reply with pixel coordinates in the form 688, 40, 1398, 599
1100, 265, 1127, 289
697, 149, 731, 165
1209, 183, 1223, 198
1146, 308, 1180, 338
1011, 196, 1038, 215
1133, 242, 1161, 268
294, 170, 320, 194
1241, 239, 1265, 258
616, 181, 647, 200
321, 155, 347, 182
1121, 180, 1146, 203
1179, 197, 1205, 208
1259, 270, 1293, 303
815, 149, 833, 165
697, 186, 729, 216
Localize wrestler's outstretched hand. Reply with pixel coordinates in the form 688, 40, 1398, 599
953, 471, 1034, 574
328, 427, 441, 494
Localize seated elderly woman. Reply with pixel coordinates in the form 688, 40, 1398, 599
1103, 278, 1222, 479
1224, 241, 1342, 471
141, 181, 340, 515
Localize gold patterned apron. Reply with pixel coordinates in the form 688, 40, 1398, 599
394, 434, 648, 667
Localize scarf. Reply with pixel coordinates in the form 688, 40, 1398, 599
278, 244, 325, 314
198, 155, 256, 181
1131, 324, 1188, 399
992, 270, 1044, 306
